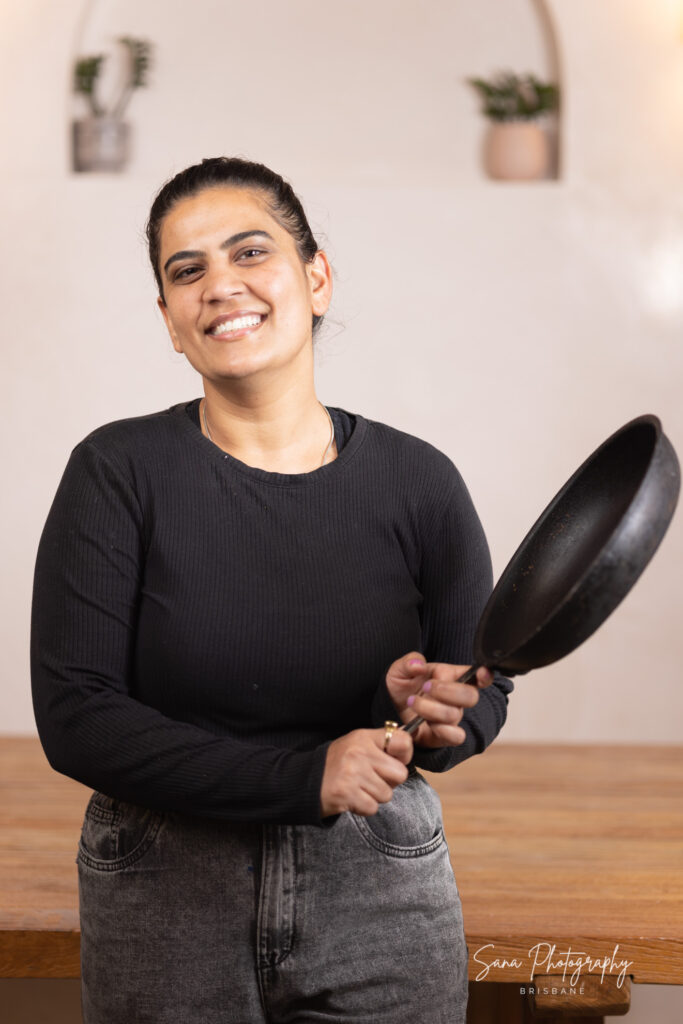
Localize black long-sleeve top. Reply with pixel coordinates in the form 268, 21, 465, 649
30, 400, 513, 825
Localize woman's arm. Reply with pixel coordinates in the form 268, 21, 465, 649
371, 462, 513, 772
31, 440, 329, 824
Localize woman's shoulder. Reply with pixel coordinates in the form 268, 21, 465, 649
75, 401, 195, 459
347, 409, 465, 493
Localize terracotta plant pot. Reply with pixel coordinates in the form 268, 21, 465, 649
483, 121, 549, 181
72, 117, 131, 173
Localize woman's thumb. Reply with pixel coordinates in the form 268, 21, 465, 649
404, 652, 428, 675
386, 651, 429, 686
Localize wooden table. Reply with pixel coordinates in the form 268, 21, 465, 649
428, 742, 683, 1021
2, 739, 682, 1021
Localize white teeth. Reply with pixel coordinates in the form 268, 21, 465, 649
210, 314, 262, 335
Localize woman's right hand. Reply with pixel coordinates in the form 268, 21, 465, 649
320, 727, 414, 818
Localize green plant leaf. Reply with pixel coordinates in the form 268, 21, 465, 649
466, 70, 559, 122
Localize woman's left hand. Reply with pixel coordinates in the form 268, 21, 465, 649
385, 651, 493, 749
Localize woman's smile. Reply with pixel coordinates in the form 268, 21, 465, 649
205, 311, 268, 340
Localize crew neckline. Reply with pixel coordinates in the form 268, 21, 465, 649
172, 399, 368, 487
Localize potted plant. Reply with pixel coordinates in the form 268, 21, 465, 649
72, 36, 152, 173
467, 71, 559, 181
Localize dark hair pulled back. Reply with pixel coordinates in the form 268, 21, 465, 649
146, 156, 323, 333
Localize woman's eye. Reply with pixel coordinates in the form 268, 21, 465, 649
237, 247, 267, 261
174, 265, 201, 280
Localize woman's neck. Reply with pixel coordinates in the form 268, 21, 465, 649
201, 380, 336, 473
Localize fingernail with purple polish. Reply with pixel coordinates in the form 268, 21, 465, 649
422, 680, 432, 694
406, 695, 416, 707
408, 659, 425, 667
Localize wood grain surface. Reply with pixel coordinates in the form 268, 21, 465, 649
427, 741, 683, 989
1, 737, 682, 996
0, 737, 86, 976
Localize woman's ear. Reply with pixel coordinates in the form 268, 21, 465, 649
308, 251, 333, 318
157, 296, 184, 354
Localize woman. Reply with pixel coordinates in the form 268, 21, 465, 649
31, 157, 513, 1024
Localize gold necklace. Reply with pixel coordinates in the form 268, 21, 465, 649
202, 400, 335, 468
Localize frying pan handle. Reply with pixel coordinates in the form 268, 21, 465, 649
400, 664, 482, 736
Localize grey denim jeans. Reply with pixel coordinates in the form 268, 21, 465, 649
77, 768, 468, 1023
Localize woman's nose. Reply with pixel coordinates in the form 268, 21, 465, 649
201, 261, 245, 301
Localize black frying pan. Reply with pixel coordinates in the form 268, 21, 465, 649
404, 414, 680, 735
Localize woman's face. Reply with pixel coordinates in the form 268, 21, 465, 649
157, 186, 331, 387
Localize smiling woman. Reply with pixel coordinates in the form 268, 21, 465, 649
156, 186, 332, 454
30, 156, 513, 1024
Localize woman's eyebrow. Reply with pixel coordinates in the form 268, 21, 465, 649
163, 230, 275, 275
220, 229, 274, 250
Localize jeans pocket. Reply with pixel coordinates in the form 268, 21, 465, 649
77, 791, 164, 872
350, 769, 445, 858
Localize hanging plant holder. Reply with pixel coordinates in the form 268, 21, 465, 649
483, 121, 550, 181
468, 71, 559, 182
71, 36, 151, 174
73, 116, 131, 173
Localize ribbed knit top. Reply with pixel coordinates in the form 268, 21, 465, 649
31, 401, 513, 825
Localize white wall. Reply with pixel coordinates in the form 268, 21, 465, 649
2, 3, 682, 1021
2, 0, 682, 745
